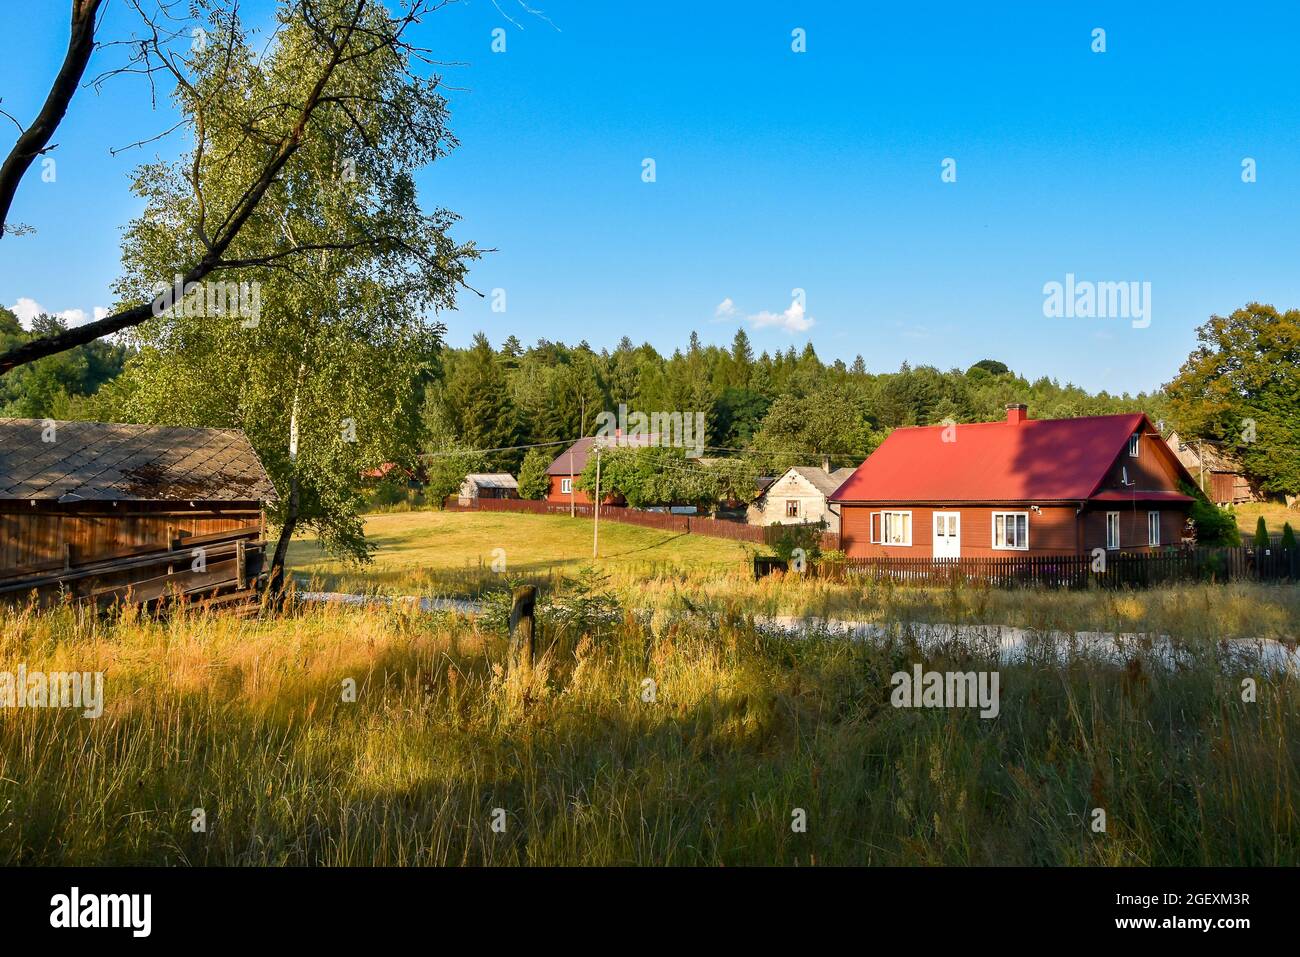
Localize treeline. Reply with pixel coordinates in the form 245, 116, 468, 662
0, 307, 130, 418
424, 328, 1172, 477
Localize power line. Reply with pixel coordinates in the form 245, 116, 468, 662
417, 438, 579, 459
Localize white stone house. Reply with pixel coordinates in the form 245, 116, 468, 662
746, 466, 854, 533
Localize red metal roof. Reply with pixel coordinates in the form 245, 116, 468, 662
830, 412, 1178, 503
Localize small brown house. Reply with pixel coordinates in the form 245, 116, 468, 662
544, 433, 658, 505
0, 419, 277, 603
830, 406, 1198, 559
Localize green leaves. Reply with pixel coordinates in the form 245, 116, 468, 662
110, 0, 478, 563
1167, 303, 1300, 497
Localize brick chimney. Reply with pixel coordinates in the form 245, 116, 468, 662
1006, 403, 1028, 425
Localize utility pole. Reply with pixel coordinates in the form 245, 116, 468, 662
572, 395, 585, 519
592, 443, 602, 559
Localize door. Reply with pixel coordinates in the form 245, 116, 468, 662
933, 512, 960, 559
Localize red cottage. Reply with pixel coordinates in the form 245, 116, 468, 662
830, 405, 1198, 559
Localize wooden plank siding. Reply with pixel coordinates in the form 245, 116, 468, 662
839, 504, 1081, 558
0, 502, 263, 577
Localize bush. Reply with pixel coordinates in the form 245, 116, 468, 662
768, 521, 825, 564
1255, 516, 1270, 548
1282, 522, 1297, 550
517, 448, 551, 500
1184, 483, 1241, 546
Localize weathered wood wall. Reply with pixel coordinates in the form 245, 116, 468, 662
0, 502, 263, 577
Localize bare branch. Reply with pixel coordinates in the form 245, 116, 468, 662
0, 0, 106, 239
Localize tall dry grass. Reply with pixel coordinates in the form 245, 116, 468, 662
0, 576, 1297, 865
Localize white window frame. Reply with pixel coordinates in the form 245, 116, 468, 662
1106, 511, 1121, 550
561, 477, 572, 494
1128, 434, 1140, 457
991, 511, 1029, 550
1148, 510, 1160, 546
869, 510, 911, 546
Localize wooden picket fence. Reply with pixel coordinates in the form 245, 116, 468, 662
818, 547, 1299, 589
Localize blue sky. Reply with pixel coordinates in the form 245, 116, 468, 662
3, 0, 1300, 393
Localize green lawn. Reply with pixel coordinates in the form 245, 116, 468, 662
288, 508, 754, 592
1233, 501, 1299, 540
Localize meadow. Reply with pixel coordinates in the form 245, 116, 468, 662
0, 562, 1297, 866
0, 508, 1296, 866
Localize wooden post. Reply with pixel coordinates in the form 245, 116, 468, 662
508, 585, 537, 673
592, 444, 602, 559
236, 539, 247, 589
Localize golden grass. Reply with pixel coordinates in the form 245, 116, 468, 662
1, 574, 1298, 866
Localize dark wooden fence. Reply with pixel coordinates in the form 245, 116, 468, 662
443, 496, 840, 547
816, 547, 1299, 589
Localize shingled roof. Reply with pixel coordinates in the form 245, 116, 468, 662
0, 419, 278, 503
546, 433, 661, 475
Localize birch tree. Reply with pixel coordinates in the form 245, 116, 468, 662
110, 0, 477, 586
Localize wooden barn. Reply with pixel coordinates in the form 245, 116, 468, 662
0, 419, 277, 606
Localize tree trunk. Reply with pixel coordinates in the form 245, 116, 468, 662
266, 363, 305, 597
266, 472, 300, 596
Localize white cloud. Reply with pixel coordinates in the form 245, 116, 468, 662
7, 297, 109, 329
748, 296, 814, 333
713, 297, 737, 320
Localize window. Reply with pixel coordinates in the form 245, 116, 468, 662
870, 510, 912, 546
1106, 512, 1121, 550
561, 478, 572, 494
1128, 434, 1140, 457
992, 511, 1029, 550
1148, 510, 1160, 546
785, 500, 800, 518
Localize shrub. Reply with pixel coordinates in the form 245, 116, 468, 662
1184, 483, 1240, 546
768, 521, 825, 563
1255, 516, 1270, 547
1282, 522, 1297, 550
517, 448, 551, 500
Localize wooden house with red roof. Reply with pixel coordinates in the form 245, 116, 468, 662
830, 405, 1198, 559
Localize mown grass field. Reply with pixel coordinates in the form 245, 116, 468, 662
1, 574, 1297, 866
288, 509, 754, 594
1233, 501, 1299, 539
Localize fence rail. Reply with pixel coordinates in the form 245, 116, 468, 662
443, 496, 815, 545
817, 547, 1299, 589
